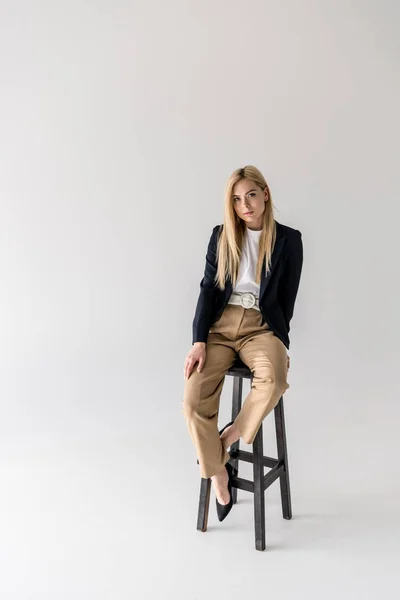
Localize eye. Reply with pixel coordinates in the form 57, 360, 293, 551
249, 192, 256, 197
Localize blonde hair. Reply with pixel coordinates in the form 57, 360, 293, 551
216, 165, 277, 289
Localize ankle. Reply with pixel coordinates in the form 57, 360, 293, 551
211, 466, 227, 481
221, 423, 240, 446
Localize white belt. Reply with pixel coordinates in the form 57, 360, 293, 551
228, 291, 260, 311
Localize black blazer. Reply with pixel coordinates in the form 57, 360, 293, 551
192, 220, 303, 350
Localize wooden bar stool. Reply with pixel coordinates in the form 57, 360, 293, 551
196, 358, 292, 551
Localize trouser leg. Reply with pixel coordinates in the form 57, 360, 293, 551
182, 341, 236, 478
234, 328, 290, 445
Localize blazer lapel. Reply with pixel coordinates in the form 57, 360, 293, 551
259, 222, 286, 303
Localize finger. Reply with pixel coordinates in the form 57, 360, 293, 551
184, 355, 194, 375
197, 356, 205, 372
184, 361, 190, 379
185, 360, 195, 380
183, 359, 189, 379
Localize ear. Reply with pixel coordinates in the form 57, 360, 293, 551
264, 186, 269, 202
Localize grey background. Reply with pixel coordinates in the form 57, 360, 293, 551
0, 1, 399, 598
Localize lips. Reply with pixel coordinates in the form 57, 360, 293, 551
244, 211, 253, 216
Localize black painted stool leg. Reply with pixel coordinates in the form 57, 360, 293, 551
197, 477, 212, 532
230, 376, 243, 505
274, 397, 292, 520
252, 423, 266, 551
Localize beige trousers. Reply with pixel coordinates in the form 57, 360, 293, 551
182, 304, 290, 479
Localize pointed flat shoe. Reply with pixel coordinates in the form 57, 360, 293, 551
216, 461, 238, 522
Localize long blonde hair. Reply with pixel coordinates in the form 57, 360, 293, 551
216, 165, 277, 290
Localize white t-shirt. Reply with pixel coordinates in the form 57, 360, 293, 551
230, 226, 262, 297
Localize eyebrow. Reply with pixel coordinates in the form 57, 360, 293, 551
233, 189, 257, 197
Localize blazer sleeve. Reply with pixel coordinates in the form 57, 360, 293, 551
192, 225, 221, 344
280, 229, 303, 331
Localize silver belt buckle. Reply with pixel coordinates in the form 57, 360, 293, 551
240, 292, 256, 309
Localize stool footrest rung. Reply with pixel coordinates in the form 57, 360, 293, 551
230, 463, 285, 493
229, 448, 278, 469
232, 475, 254, 493
263, 463, 284, 490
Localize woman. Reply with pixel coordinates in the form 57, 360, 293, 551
182, 165, 303, 522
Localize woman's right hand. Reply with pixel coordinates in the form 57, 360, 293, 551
183, 342, 206, 380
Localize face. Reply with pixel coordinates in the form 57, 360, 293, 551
232, 178, 269, 230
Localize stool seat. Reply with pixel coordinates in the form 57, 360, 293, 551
196, 355, 292, 551
226, 358, 252, 379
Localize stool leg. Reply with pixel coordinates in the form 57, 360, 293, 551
230, 375, 243, 504
197, 477, 212, 532
253, 423, 266, 551
274, 396, 292, 520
